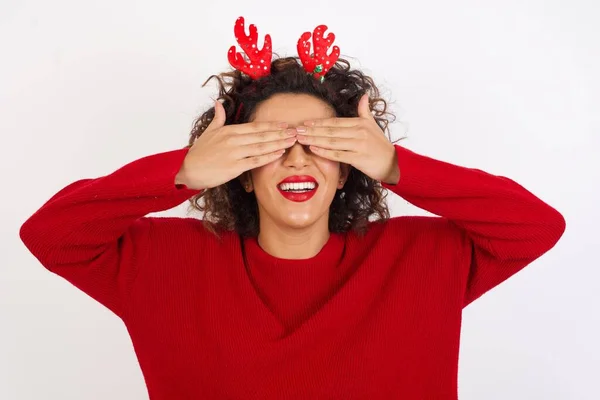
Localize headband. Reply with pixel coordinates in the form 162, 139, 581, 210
227, 16, 341, 83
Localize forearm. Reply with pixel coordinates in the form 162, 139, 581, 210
20, 148, 200, 268
382, 145, 564, 255
381, 145, 565, 304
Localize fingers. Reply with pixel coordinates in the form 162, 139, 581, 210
296, 133, 357, 151
236, 136, 297, 159
205, 101, 288, 135
357, 94, 375, 120
239, 148, 288, 170
297, 125, 358, 138
234, 128, 296, 146
205, 100, 227, 133
308, 146, 353, 163
303, 117, 362, 128
233, 120, 289, 134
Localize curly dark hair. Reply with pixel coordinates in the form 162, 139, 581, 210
186, 56, 399, 238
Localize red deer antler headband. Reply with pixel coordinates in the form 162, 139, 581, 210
227, 16, 340, 83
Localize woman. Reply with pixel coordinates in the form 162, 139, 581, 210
20, 17, 565, 400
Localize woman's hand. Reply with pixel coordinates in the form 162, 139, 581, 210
296, 94, 400, 184
176, 100, 297, 190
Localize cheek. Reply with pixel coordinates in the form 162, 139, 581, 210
318, 160, 342, 181
250, 164, 278, 192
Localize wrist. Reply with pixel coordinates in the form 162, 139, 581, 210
382, 147, 400, 185
175, 160, 194, 188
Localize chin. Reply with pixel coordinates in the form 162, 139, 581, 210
280, 214, 317, 229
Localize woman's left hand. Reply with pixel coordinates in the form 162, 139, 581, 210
296, 94, 400, 185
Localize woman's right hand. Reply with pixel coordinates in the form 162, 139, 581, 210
175, 100, 297, 190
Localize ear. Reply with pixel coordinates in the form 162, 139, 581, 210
337, 163, 350, 189
239, 172, 254, 192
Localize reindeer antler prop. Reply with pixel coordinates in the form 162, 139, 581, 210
297, 25, 340, 83
227, 17, 273, 79
227, 17, 341, 83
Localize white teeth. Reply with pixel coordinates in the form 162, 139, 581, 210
279, 182, 316, 191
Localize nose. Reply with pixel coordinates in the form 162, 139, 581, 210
283, 141, 311, 169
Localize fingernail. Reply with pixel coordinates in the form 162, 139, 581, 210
296, 126, 307, 133
277, 122, 288, 128
285, 128, 297, 136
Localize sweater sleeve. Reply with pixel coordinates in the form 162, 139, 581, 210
381, 145, 565, 307
19, 148, 201, 318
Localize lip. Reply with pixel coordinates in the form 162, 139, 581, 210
277, 175, 319, 203
277, 175, 317, 185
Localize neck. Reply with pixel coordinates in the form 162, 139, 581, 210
257, 216, 330, 260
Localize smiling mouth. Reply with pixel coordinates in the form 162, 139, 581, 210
277, 182, 318, 193
276, 182, 319, 202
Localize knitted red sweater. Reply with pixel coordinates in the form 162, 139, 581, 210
20, 144, 565, 399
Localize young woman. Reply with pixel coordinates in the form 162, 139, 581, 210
20, 17, 565, 400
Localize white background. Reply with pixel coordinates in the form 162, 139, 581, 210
1, 0, 598, 399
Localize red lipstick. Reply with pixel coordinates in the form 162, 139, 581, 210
277, 175, 318, 202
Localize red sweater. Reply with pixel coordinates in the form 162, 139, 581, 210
20, 144, 565, 399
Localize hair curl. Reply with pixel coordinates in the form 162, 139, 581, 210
186, 56, 399, 238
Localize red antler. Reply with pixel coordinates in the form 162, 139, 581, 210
297, 25, 340, 82
228, 16, 272, 79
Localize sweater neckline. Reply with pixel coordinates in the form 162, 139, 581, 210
242, 232, 346, 269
